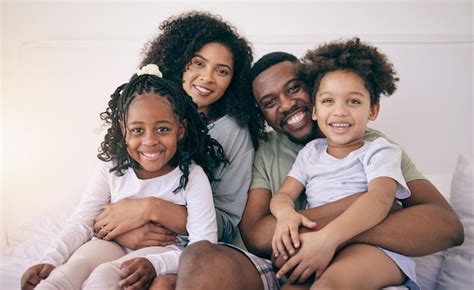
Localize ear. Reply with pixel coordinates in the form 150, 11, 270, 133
178, 119, 187, 140
369, 103, 380, 121
312, 105, 318, 121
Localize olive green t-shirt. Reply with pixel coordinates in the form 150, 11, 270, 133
251, 127, 425, 209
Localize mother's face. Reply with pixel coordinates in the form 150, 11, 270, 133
182, 42, 234, 116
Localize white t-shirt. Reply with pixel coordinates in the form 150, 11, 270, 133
289, 137, 410, 208
40, 161, 217, 271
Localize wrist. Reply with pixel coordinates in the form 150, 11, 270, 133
145, 197, 160, 223
274, 207, 297, 220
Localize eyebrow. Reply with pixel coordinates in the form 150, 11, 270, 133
258, 77, 299, 101
127, 120, 173, 126
194, 54, 233, 71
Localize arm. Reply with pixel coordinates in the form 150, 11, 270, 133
270, 177, 316, 258
350, 179, 464, 255
240, 187, 365, 259
94, 197, 188, 240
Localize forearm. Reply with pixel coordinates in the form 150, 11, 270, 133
240, 214, 275, 258
351, 203, 463, 256
145, 197, 187, 235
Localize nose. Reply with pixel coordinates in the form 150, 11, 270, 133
142, 131, 159, 146
199, 67, 214, 83
278, 94, 297, 113
333, 101, 347, 116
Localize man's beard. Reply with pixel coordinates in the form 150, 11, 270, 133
287, 122, 321, 145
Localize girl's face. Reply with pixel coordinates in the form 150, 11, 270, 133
123, 93, 184, 179
312, 70, 379, 155
182, 42, 234, 116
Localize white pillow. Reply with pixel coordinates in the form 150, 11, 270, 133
437, 153, 473, 290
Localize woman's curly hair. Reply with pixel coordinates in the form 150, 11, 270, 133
298, 37, 399, 106
97, 73, 228, 192
140, 10, 267, 148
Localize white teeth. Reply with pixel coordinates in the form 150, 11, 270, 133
287, 112, 305, 125
194, 85, 212, 94
330, 123, 350, 128
141, 152, 162, 158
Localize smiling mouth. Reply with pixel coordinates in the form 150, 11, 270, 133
140, 151, 164, 161
280, 109, 309, 128
330, 122, 351, 128
193, 85, 213, 96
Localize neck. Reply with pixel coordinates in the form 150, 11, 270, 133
326, 138, 364, 159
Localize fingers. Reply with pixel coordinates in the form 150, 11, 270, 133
38, 264, 54, 279
119, 258, 156, 289
21, 264, 54, 290
276, 254, 300, 279
298, 268, 314, 283
301, 216, 317, 229
287, 260, 307, 284
96, 224, 118, 240
289, 225, 300, 250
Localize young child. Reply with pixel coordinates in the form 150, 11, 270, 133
270, 38, 420, 289
20, 64, 227, 290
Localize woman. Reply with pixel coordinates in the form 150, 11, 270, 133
92, 10, 265, 289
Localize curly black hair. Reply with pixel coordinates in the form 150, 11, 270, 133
140, 10, 266, 148
298, 38, 399, 106
97, 73, 228, 192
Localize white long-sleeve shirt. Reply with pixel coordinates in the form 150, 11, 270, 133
40, 161, 217, 275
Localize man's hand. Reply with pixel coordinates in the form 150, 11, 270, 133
21, 263, 55, 290
119, 257, 157, 290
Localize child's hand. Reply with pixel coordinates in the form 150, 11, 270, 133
118, 257, 157, 290
276, 230, 337, 284
20, 263, 55, 290
272, 210, 316, 260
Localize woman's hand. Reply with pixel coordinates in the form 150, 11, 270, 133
272, 210, 316, 260
114, 223, 178, 250
94, 198, 151, 240
276, 230, 337, 284
119, 257, 156, 290
21, 263, 55, 290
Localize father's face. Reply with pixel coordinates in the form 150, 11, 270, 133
252, 61, 317, 144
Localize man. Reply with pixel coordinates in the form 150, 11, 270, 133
173, 52, 463, 290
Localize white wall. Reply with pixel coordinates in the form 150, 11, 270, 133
1, 1, 473, 248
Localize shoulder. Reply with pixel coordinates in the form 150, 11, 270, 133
363, 137, 401, 162
187, 162, 207, 178
209, 115, 252, 147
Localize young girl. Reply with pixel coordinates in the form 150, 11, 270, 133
20, 64, 227, 290
270, 38, 420, 289
93, 11, 265, 249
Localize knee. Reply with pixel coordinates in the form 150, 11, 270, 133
180, 241, 219, 268
83, 262, 121, 288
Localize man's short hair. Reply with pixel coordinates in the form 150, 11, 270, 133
250, 52, 298, 83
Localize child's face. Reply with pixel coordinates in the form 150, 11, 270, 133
123, 93, 184, 180
182, 42, 234, 116
312, 70, 379, 149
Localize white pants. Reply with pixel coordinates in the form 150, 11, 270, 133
35, 239, 125, 290
82, 246, 173, 290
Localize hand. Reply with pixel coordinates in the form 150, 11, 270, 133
94, 198, 150, 240
276, 230, 337, 284
21, 263, 55, 290
114, 222, 178, 250
119, 257, 157, 290
272, 210, 316, 260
